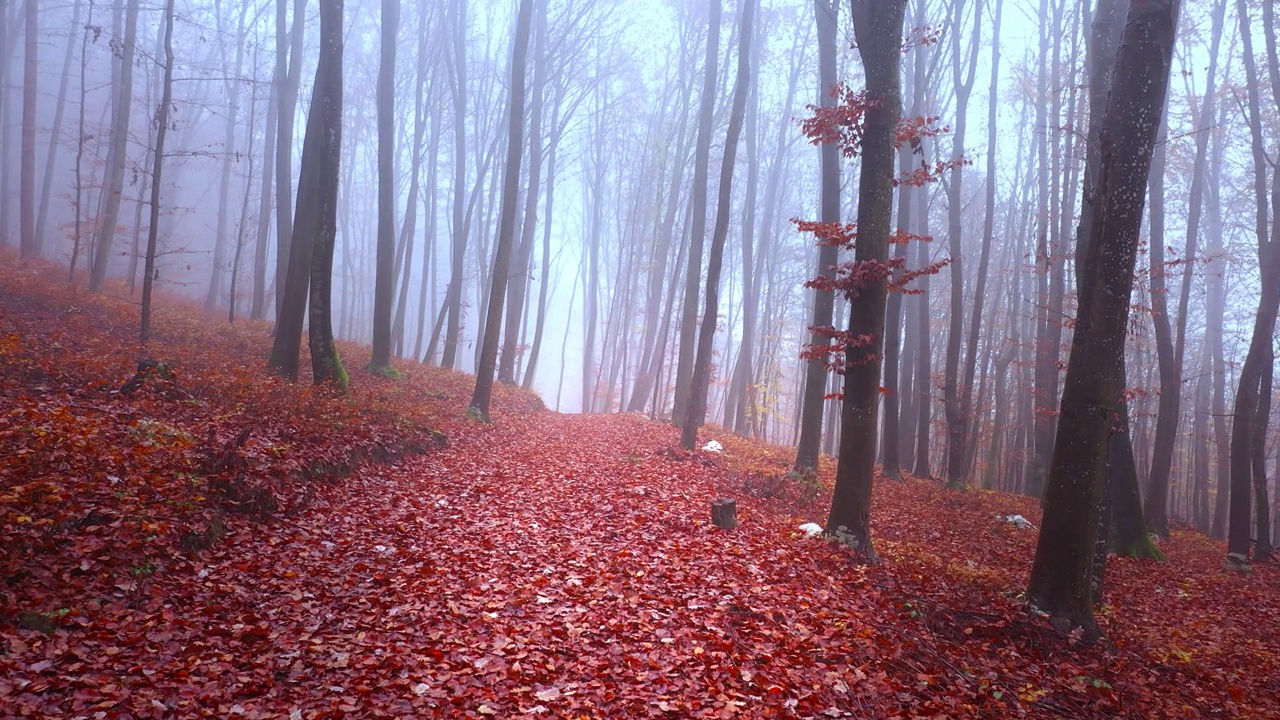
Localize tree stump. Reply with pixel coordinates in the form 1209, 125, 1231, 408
711, 499, 738, 530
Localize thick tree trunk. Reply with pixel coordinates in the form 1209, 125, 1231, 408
1026, 0, 1178, 632
269, 0, 345, 386
824, 0, 907, 558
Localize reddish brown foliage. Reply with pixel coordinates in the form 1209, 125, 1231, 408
2, 257, 1278, 719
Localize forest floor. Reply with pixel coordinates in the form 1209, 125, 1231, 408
2, 257, 1279, 719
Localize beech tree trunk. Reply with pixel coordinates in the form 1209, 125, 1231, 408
35, 0, 81, 253
672, 0, 721, 429
305, 0, 346, 390
1227, 0, 1280, 570
469, 0, 536, 420
269, 0, 346, 390
794, 0, 840, 473
942, 0, 983, 490
441, 0, 469, 370
140, 0, 175, 345
1026, 0, 1178, 631
369, 0, 399, 375
825, 0, 907, 559
18, 0, 36, 259
681, 0, 756, 450
89, 0, 139, 292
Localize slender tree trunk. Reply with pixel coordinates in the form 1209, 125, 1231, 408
89, 0, 139, 291
942, 0, 983, 489
1227, 0, 1280, 570
251, 79, 278, 321
36, 0, 82, 253
500, 6, 546, 385
795, 0, 840, 472
18, 0, 37, 258
207, 3, 250, 311
672, 0, 721, 428
441, 0, 469, 370
681, 0, 756, 449
69, 0, 95, 279
140, 0, 176, 344
469, 0, 536, 419
369, 0, 400, 374
273, 0, 306, 319
1142, 104, 1176, 536
522, 106, 562, 391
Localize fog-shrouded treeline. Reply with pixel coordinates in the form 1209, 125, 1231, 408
2, 0, 1278, 624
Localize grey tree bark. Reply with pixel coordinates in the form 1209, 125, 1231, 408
681, 0, 756, 450
794, 0, 840, 473
1027, 0, 1179, 632
824, 0, 907, 559
469, 0, 536, 420
672, 0, 721, 429
89, 0, 139, 292
369, 0, 400, 375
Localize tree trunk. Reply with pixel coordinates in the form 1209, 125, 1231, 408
269, 0, 345, 387
942, 0, 983, 489
35, 0, 82, 254
672, 0, 721, 429
273, 0, 307, 319
825, 0, 907, 559
140, 0, 176, 344
1227, 0, 1280, 571
794, 0, 840, 473
206, 3, 250, 311
369, 0, 400, 375
1026, 0, 1178, 632
681, 0, 756, 450
1142, 105, 1176, 537
469, 0, 536, 420
306, 0, 346, 390
18, 0, 36, 259
251, 80, 278, 321
441, 0, 469, 370
89, 0, 139, 291
500, 5, 547, 386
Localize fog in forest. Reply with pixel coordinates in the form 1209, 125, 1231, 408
2, 0, 1278, 545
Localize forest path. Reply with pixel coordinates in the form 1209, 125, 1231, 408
7, 400, 1278, 719
5, 410, 899, 718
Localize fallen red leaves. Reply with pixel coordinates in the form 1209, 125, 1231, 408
2, 257, 1278, 719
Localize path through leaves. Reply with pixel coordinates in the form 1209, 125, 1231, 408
3, 259, 1279, 719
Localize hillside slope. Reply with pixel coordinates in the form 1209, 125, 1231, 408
2, 260, 1278, 719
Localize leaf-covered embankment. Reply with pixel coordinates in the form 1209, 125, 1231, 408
2, 257, 1279, 719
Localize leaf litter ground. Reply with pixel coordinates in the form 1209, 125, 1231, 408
2, 259, 1278, 719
